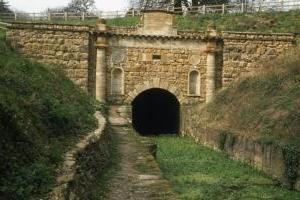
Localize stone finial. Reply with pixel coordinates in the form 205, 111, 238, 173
137, 10, 177, 36
207, 22, 218, 38
96, 18, 107, 31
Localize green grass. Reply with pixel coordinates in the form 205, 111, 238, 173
200, 47, 300, 144
194, 48, 300, 187
35, 18, 98, 26
5, 10, 300, 33
91, 10, 300, 32
106, 17, 140, 27
71, 127, 120, 199
177, 11, 300, 32
93, 128, 120, 200
107, 11, 300, 33
156, 136, 300, 200
8, 16, 140, 27
41, 16, 139, 27
110, 10, 298, 32
0, 30, 98, 199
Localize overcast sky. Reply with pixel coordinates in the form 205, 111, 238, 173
8, 0, 129, 12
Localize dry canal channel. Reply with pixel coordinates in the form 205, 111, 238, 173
105, 126, 178, 200
103, 126, 300, 200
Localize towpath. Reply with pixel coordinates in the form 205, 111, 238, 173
106, 126, 178, 200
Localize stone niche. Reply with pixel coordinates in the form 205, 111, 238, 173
137, 10, 177, 36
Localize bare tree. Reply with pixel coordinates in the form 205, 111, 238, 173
46, 6, 67, 13
67, 0, 95, 13
0, 0, 11, 12
129, 0, 173, 9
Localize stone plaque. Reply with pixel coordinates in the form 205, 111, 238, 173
189, 54, 201, 65
111, 48, 126, 64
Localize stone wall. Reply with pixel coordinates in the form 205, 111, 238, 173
181, 105, 300, 190
6, 23, 93, 91
5, 21, 296, 103
221, 31, 295, 87
106, 35, 208, 105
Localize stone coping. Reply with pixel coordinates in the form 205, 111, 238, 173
222, 31, 295, 41
95, 30, 296, 41
5, 21, 296, 41
140, 9, 175, 14
95, 31, 208, 40
7, 21, 92, 32
49, 111, 106, 199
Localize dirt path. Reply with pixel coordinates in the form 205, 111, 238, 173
106, 126, 178, 200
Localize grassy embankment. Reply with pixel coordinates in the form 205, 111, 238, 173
200, 48, 300, 146
0, 30, 99, 199
106, 10, 300, 33
3, 10, 300, 33
156, 136, 300, 200
191, 46, 300, 187
156, 45, 300, 199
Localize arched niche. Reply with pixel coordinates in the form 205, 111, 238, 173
188, 70, 201, 96
111, 67, 124, 95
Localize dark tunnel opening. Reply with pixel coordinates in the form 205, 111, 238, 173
132, 88, 180, 136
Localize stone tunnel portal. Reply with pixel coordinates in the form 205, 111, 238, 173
132, 88, 180, 136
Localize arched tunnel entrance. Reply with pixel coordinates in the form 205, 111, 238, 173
132, 88, 180, 136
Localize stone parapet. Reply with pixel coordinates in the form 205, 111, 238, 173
221, 31, 295, 87
9, 22, 92, 32
222, 31, 296, 41
6, 25, 91, 90
109, 26, 138, 35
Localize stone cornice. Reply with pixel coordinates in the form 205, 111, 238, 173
8, 21, 92, 32
221, 31, 295, 41
94, 31, 210, 41
6, 22, 296, 42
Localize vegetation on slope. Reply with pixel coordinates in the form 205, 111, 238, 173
0, 31, 98, 199
18, 10, 300, 33
176, 10, 300, 32
201, 47, 300, 144
156, 136, 300, 200
107, 10, 300, 33
197, 47, 300, 188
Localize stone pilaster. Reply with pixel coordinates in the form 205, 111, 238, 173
206, 49, 216, 103
95, 19, 108, 102
205, 25, 218, 103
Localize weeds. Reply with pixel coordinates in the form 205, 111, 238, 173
8, 10, 300, 33
0, 30, 99, 199
156, 136, 300, 199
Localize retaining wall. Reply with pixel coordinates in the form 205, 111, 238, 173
181, 105, 300, 190
6, 23, 93, 91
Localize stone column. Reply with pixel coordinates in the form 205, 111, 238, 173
205, 24, 218, 103
206, 49, 216, 103
95, 19, 108, 102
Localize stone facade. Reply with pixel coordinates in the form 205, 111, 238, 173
5, 10, 299, 191
6, 13, 295, 105
6, 23, 92, 90
222, 32, 295, 86
106, 39, 208, 105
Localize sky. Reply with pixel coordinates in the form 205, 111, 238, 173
8, 0, 129, 12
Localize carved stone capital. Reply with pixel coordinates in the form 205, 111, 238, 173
96, 37, 108, 49
205, 40, 218, 54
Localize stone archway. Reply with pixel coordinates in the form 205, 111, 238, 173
126, 78, 183, 104
132, 88, 180, 136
